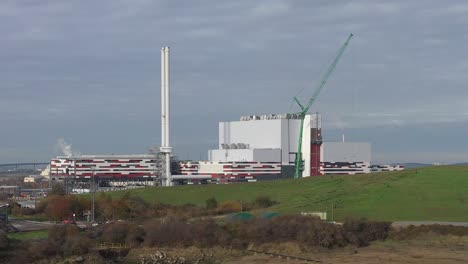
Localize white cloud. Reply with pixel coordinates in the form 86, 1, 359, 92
1, 0, 468, 163
250, 1, 291, 17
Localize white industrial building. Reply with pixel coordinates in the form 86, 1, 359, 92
179, 113, 386, 181
180, 113, 323, 182
320, 142, 372, 174
207, 113, 321, 177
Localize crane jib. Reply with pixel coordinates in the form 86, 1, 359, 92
293, 33, 353, 179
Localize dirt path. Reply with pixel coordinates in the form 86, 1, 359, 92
223, 244, 468, 264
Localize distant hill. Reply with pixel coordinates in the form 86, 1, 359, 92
108, 165, 468, 222
402, 162, 468, 168
401, 163, 432, 168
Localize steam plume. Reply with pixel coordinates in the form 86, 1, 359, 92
55, 138, 74, 156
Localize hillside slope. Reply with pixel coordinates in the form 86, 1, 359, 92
109, 166, 468, 221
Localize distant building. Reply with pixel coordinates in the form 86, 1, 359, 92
49, 155, 163, 184
23, 175, 44, 183
370, 164, 405, 172
180, 113, 322, 182
320, 142, 372, 174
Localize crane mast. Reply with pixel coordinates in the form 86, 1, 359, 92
293, 33, 353, 179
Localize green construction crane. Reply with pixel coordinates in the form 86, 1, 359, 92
293, 33, 353, 179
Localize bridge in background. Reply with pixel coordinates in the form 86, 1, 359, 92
0, 162, 49, 170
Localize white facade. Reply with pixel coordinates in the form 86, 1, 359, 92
50, 155, 160, 179
180, 161, 283, 183
320, 142, 372, 174
211, 114, 321, 177
370, 164, 405, 172
209, 148, 281, 162
321, 142, 371, 163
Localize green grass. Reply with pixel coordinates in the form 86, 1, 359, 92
8, 230, 49, 241
107, 165, 468, 222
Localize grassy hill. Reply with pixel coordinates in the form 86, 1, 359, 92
108, 165, 468, 222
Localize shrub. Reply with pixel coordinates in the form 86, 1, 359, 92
48, 224, 81, 248
99, 221, 145, 247
390, 224, 468, 240
142, 219, 231, 248
343, 218, 391, 246
226, 215, 391, 249
254, 195, 276, 208
44, 195, 74, 221
62, 235, 90, 257
47, 224, 89, 257
205, 197, 218, 210
50, 182, 66, 196
217, 201, 242, 214
26, 240, 57, 261
101, 222, 131, 244
126, 224, 145, 247
0, 230, 8, 249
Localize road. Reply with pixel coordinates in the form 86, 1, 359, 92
9, 219, 57, 232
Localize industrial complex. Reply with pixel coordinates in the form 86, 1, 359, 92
48, 36, 404, 190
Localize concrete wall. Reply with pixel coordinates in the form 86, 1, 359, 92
219, 119, 282, 149
321, 142, 371, 162
209, 149, 281, 162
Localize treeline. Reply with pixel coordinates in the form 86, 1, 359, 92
6, 216, 392, 263
11, 192, 277, 222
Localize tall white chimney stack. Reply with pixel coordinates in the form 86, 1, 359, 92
160, 47, 172, 186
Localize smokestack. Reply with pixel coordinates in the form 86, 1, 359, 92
160, 47, 172, 186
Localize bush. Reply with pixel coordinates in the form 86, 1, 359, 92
44, 195, 74, 221
143, 219, 231, 248
101, 222, 132, 244
126, 224, 145, 247
217, 201, 242, 214
47, 224, 91, 257
205, 197, 218, 210
0, 230, 8, 249
99, 221, 145, 247
50, 182, 66, 196
390, 224, 468, 240
226, 216, 391, 249
343, 218, 391, 246
26, 240, 57, 261
254, 196, 276, 208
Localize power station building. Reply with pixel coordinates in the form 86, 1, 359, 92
210, 113, 322, 176
49, 115, 384, 185
179, 113, 376, 182
49, 155, 162, 183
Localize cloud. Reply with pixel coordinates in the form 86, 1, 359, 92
250, 1, 291, 17
1, 0, 468, 163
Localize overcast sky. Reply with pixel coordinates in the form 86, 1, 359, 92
1, 0, 467, 164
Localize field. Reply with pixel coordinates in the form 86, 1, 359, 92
7, 230, 48, 241
108, 165, 468, 221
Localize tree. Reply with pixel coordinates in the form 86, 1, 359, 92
50, 182, 66, 196
45, 195, 73, 221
